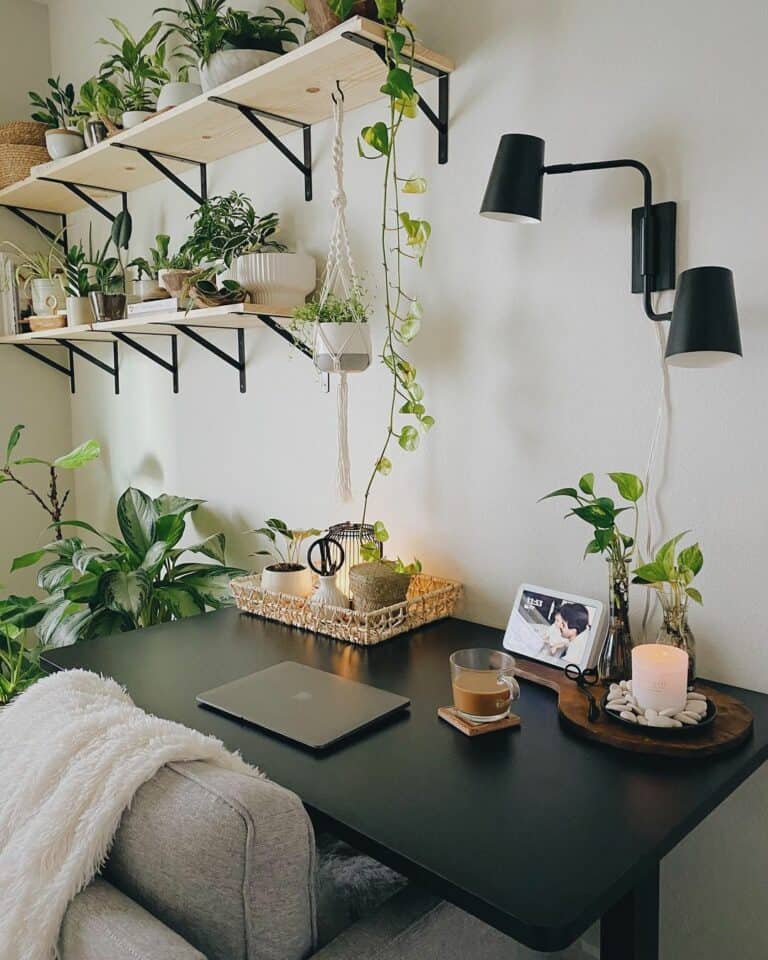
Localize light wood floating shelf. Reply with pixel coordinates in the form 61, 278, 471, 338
0, 18, 453, 216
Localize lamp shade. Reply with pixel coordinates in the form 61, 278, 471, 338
480, 134, 545, 223
665, 266, 742, 368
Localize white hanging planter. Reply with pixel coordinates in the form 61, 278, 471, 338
199, 50, 280, 92
234, 251, 316, 307
314, 322, 372, 372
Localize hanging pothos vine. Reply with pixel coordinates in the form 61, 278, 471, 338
355, 11, 433, 559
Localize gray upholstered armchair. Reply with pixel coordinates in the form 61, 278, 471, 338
59, 761, 585, 960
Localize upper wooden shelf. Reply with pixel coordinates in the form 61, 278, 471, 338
0, 18, 453, 216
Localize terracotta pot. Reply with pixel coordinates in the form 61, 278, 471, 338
305, 0, 381, 35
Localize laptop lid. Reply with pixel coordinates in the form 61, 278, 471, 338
196, 661, 410, 749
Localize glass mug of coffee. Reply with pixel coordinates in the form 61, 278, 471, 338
449, 648, 520, 723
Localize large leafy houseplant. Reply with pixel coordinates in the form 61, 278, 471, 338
182, 193, 285, 269
540, 472, 645, 681
12, 487, 245, 646
29, 77, 76, 130
98, 19, 167, 112
1, 425, 100, 540
354, 12, 434, 541
0, 596, 45, 704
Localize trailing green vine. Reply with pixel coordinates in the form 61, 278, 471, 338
357, 13, 434, 542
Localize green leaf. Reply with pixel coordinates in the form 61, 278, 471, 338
52, 439, 101, 469
183, 533, 226, 564
376, 456, 392, 476
100, 570, 151, 618
360, 122, 389, 156
116, 487, 157, 557
153, 494, 204, 518
578, 473, 595, 495
570, 504, 616, 529
584, 539, 602, 558
678, 543, 703, 576
47, 608, 93, 648
327, 0, 355, 16
71, 547, 113, 575
539, 487, 580, 502
63, 574, 101, 604
608, 472, 644, 503
632, 561, 669, 585
37, 561, 73, 592
398, 425, 420, 451
54, 520, 125, 552
12, 456, 50, 466
656, 531, 688, 575
5, 424, 23, 464
419, 415, 435, 431
11, 550, 45, 572
155, 584, 205, 619
141, 541, 169, 571
156, 513, 186, 549
111, 209, 132, 250
402, 177, 427, 194
381, 67, 415, 100
173, 568, 240, 608
686, 586, 703, 605
372, 521, 389, 543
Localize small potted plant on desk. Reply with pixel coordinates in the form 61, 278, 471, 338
98, 19, 166, 129
88, 212, 133, 323
183, 191, 315, 307
29, 78, 84, 159
156, 1, 302, 93
75, 77, 123, 147
250, 518, 322, 598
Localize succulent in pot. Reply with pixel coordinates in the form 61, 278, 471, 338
29, 77, 84, 160
156, 1, 303, 93
75, 77, 123, 146
249, 518, 322, 598
1, 233, 66, 315
87, 212, 133, 323
63, 243, 95, 327
98, 19, 167, 128
183, 192, 315, 306
292, 281, 371, 371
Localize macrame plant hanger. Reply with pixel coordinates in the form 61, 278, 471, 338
314, 81, 372, 502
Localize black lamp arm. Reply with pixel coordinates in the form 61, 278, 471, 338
543, 158, 672, 321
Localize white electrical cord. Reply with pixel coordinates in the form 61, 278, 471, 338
640, 316, 671, 641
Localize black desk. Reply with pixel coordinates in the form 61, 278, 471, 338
44, 610, 768, 958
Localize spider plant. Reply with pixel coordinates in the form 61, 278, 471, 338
98, 19, 167, 112
1, 233, 65, 292
29, 77, 76, 130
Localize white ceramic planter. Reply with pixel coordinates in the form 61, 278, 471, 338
66, 295, 93, 327
199, 49, 280, 92
30, 278, 65, 315
261, 564, 314, 598
132, 278, 166, 301
234, 252, 316, 307
157, 81, 203, 111
314, 322, 372, 372
45, 129, 85, 160
122, 110, 154, 130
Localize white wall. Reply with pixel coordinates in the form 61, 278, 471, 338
0, 0, 73, 593
40, 0, 768, 955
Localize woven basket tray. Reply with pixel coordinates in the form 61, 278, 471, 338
0, 121, 47, 147
231, 573, 463, 646
0, 144, 49, 189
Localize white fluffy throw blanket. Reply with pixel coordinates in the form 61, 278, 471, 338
0, 669, 257, 960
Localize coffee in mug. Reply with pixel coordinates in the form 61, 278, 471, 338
449, 649, 520, 723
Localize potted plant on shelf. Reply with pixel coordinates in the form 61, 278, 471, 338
75, 77, 123, 146
632, 532, 703, 686
29, 77, 84, 160
292, 281, 371, 371
1, 233, 65, 315
156, 59, 202, 111
63, 243, 95, 327
127, 234, 177, 301
98, 19, 167, 129
149, 235, 200, 301
156, 1, 303, 93
286, 0, 400, 37
249, 518, 321, 597
87, 212, 133, 322
183, 191, 315, 306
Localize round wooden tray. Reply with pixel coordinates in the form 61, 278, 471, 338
514, 658, 753, 759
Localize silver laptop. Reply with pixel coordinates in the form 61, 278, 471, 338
196, 661, 410, 749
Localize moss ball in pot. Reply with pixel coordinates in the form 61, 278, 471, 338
349, 561, 412, 613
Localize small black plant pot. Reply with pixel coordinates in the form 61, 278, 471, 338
89, 292, 126, 323
84, 120, 108, 148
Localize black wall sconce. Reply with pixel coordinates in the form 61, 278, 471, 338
480, 134, 742, 367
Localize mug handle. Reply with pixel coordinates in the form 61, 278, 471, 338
500, 674, 521, 701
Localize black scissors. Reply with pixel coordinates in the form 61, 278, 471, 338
308, 536, 345, 577
564, 663, 600, 722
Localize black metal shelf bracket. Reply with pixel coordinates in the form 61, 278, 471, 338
111, 144, 208, 204
39, 178, 126, 224
209, 96, 312, 201
112, 332, 179, 394
256, 314, 312, 358
175, 325, 246, 392
4, 207, 69, 250
12, 343, 76, 393
341, 31, 450, 164
67, 341, 120, 394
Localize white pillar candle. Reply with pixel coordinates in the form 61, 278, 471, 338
631, 644, 689, 713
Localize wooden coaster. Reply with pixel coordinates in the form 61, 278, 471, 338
438, 706, 521, 737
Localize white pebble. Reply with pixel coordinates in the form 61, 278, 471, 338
625, 680, 633, 690
648, 716, 680, 728
659, 707, 679, 718
680, 710, 702, 723
606, 701, 626, 713
675, 713, 699, 725
620, 680, 630, 689
637, 716, 648, 725
620, 710, 638, 723
609, 683, 621, 694
607, 690, 625, 703
687, 692, 707, 702
685, 701, 707, 715
645, 708, 659, 720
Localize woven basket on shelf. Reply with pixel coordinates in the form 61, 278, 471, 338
231, 572, 463, 646
0, 121, 47, 147
0, 144, 49, 189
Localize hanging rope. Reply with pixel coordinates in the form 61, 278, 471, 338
314, 84, 370, 503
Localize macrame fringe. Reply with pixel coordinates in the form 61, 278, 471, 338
337, 372, 352, 502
